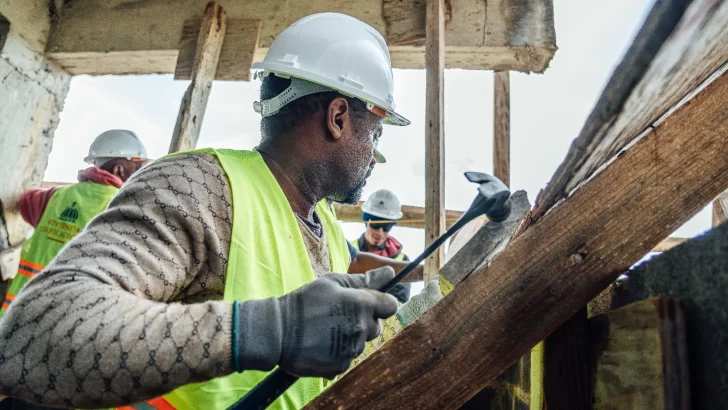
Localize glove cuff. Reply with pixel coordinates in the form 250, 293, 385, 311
234, 297, 283, 372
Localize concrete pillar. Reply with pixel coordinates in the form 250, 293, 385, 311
0, 2, 71, 281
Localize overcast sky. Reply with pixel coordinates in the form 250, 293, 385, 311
45, 0, 713, 293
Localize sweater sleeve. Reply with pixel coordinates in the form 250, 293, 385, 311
18, 187, 57, 227
0, 153, 235, 409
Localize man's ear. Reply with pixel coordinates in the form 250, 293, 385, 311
327, 97, 350, 141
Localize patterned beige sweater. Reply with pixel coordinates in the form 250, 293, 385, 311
0, 153, 339, 409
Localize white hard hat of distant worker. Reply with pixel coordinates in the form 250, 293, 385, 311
252, 12, 410, 163
361, 189, 404, 220
84, 129, 150, 166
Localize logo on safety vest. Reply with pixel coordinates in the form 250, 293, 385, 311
59, 202, 79, 223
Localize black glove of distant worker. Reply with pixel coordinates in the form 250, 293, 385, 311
235, 266, 399, 379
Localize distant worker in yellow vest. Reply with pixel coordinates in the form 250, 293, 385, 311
349, 189, 412, 303
0, 129, 150, 320
0, 13, 427, 410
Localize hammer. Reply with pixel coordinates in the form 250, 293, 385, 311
228, 171, 512, 410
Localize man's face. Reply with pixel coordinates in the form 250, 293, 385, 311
327, 112, 383, 204
365, 222, 390, 247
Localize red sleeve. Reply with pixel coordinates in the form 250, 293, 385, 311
19, 188, 57, 228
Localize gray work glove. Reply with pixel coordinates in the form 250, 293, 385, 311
396, 277, 443, 327
235, 266, 399, 379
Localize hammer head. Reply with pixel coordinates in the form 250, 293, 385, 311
464, 172, 512, 222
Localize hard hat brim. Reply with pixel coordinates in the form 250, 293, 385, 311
360, 208, 404, 221
84, 155, 152, 164
252, 65, 411, 127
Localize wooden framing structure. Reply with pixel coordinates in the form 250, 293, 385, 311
4, 0, 728, 408
0, 0, 555, 275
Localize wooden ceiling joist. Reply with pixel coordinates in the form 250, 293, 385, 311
44, 0, 556, 75
303, 1, 728, 407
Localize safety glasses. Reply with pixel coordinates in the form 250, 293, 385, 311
367, 221, 395, 232
363, 213, 396, 232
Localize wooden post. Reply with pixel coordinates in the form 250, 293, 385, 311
424, 0, 446, 283
168, 2, 227, 153
712, 191, 728, 227
494, 71, 510, 187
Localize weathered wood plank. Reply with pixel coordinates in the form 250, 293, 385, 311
174, 18, 260, 81
304, 63, 728, 410
533, 0, 728, 220
590, 298, 690, 410
493, 71, 510, 187
424, 0, 446, 283
712, 191, 728, 227
653, 237, 687, 253
444, 218, 485, 267
168, 2, 226, 153
440, 191, 529, 289
382, 0, 452, 46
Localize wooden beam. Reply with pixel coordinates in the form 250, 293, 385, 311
423, 0, 446, 283
712, 191, 728, 227
168, 2, 227, 153
333, 202, 464, 229
382, 0, 452, 46
174, 18, 261, 81
533, 0, 728, 220
45, 0, 556, 73
493, 71, 510, 187
590, 298, 690, 410
303, 63, 728, 410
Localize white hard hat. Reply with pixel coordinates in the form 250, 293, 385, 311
84, 129, 150, 164
252, 13, 410, 128
362, 189, 403, 220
